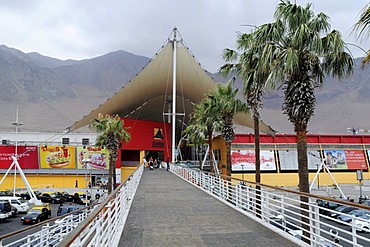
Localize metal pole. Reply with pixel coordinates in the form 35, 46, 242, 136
171, 27, 177, 163
85, 165, 88, 206
12, 109, 23, 197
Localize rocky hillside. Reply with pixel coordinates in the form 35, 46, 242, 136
0, 44, 368, 135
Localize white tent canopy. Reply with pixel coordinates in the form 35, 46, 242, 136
68, 29, 275, 137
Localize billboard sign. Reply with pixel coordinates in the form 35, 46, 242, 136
77, 146, 109, 170
39, 145, 76, 169
278, 150, 321, 171
231, 149, 276, 171
0, 146, 38, 169
323, 150, 367, 170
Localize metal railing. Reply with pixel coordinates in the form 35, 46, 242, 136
0, 164, 144, 247
171, 163, 370, 247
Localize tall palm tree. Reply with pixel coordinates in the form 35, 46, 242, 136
220, 32, 268, 186
207, 79, 248, 178
183, 98, 222, 172
247, 0, 353, 242
220, 32, 269, 218
90, 113, 131, 194
352, 3, 370, 64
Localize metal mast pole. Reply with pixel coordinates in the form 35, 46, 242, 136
171, 27, 177, 162
12, 109, 23, 196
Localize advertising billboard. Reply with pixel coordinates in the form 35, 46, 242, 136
76, 146, 109, 170
0, 146, 38, 169
39, 145, 76, 169
323, 150, 367, 170
231, 149, 276, 171
278, 150, 321, 171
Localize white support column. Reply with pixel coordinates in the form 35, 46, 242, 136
171, 27, 177, 162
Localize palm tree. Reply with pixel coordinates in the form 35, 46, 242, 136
247, 0, 353, 242
220, 32, 269, 218
90, 113, 131, 194
220, 32, 268, 186
207, 79, 248, 178
183, 98, 222, 172
352, 3, 370, 64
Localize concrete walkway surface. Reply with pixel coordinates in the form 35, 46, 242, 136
119, 168, 298, 247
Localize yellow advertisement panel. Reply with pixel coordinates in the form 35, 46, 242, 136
77, 146, 110, 170
39, 145, 76, 169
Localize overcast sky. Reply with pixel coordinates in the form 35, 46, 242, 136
1, 0, 369, 72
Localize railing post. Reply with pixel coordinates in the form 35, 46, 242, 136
351, 214, 358, 246
261, 188, 267, 220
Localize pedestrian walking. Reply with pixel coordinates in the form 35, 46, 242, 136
166, 157, 170, 171
95, 189, 101, 200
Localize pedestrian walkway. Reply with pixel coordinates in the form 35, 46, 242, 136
119, 168, 298, 247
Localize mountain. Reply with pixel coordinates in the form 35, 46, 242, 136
0, 44, 368, 135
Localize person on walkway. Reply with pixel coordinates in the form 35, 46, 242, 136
166, 157, 170, 171
75, 180, 78, 188
95, 189, 101, 200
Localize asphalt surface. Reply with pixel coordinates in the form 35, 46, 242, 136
119, 168, 298, 247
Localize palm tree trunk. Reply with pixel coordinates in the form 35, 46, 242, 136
208, 129, 214, 173
226, 142, 231, 178
108, 155, 114, 194
112, 158, 117, 190
254, 112, 261, 218
297, 126, 310, 244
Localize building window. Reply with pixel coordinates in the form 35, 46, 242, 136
1, 139, 9, 145
82, 138, 90, 145
62, 138, 70, 145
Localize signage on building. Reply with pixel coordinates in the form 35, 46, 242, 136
231, 149, 276, 171
39, 145, 76, 169
0, 146, 38, 169
77, 146, 109, 170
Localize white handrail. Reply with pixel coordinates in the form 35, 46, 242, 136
171, 163, 370, 247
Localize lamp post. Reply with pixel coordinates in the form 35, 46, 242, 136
82, 158, 91, 206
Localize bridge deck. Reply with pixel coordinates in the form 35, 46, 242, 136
119, 168, 298, 247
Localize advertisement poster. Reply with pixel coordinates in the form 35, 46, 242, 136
0, 146, 38, 169
323, 150, 367, 170
279, 150, 321, 171
39, 145, 76, 169
231, 149, 276, 171
344, 150, 367, 170
77, 146, 109, 170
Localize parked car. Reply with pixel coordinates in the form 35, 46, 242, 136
316, 198, 342, 215
361, 200, 370, 207
0, 196, 29, 213
269, 216, 299, 232
39, 192, 53, 203
327, 205, 357, 219
0, 190, 14, 196
10, 206, 18, 217
57, 204, 85, 217
21, 204, 51, 224
49, 193, 65, 204
55, 191, 74, 202
354, 214, 370, 232
20, 190, 41, 200
0, 201, 12, 218
0, 211, 7, 222
337, 209, 370, 223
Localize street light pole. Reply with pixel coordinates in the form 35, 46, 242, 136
11, 109, 23, 197
82, 158, 91, 206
